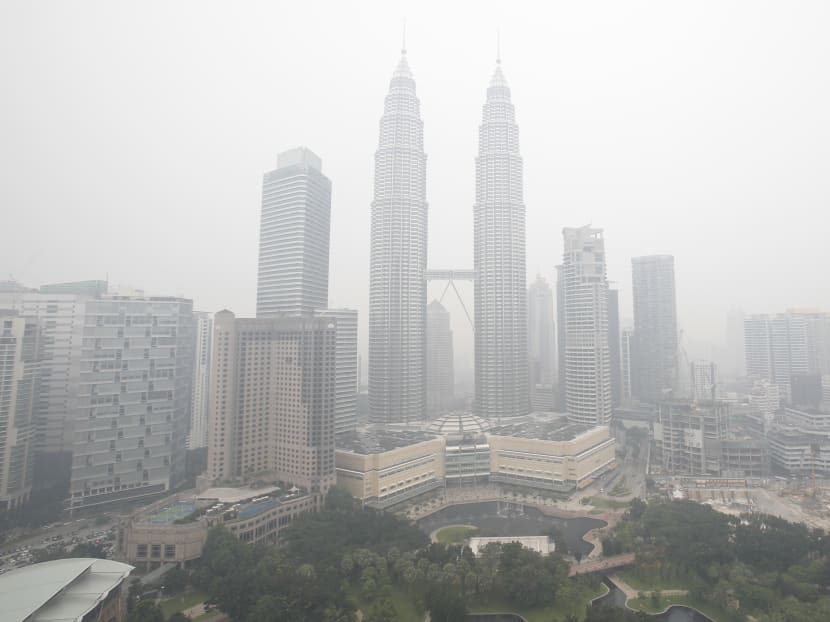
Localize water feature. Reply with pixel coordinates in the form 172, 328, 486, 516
416, 500, 605, 556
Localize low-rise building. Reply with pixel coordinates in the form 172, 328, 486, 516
0, 558, 133, 622
120, 484, 317, 569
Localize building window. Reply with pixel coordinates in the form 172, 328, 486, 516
164, 544, 176, 558
151, 544, 161, 558
136, 544, 147, 558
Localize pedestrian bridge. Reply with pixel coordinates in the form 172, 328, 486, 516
568, 553, 636, 576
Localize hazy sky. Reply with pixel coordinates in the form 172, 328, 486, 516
3, 1, 829, 382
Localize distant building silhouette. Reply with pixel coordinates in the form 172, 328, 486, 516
631, 255, 678, 402
528, 276, 556, 411
426, 300, 454, 415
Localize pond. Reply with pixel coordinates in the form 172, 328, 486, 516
416, 501, 606, 556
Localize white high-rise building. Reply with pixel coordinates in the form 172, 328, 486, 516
368, 47, 428, 425
528, 276, 556, 411
631, 255, 678, 403
426, 300, 454, 415
315, 309, 358, 436
474, 56, 528, 420
749, 380, 781, 428
187, 312, 212, 450
557, 226, 612, 426
744, 312, 819, 401
69, 296, 194, 510
691, 360, 719, 402
256, 147, 331, 318
0, 311, 39, 511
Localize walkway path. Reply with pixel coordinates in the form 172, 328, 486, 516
607, 572, 689, 600
569, 553, 636, 576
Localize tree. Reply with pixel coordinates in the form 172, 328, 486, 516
163, 566, 189, 594
325, 486, 356, 512
364, 598, 397, 622
426, 586, 467, 622
128, 600, 163, 622
168, 614, 189, 622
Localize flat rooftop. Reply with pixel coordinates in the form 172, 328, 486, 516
337, 430, 439, 455
468, 536, 553, 557
489, 416, 597, 442
196, 485, 282, 504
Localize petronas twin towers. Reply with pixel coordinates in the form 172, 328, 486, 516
369, 45, 528, 425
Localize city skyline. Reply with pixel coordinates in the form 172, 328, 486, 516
3, 3, 830, 386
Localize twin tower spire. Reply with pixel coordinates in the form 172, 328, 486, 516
368, 41, 528, 425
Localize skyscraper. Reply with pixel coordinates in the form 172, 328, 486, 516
474, 55, 528, 420
256, 147, 331, 318
69, 296, 194, 510
621, 327, 634, 401
691, 360, 719, 402
0, 311, 38, 511
528, 276, 556, 411
427, 300, 454, 415
557, 226, 612, 426
315, 308, 358, 436
368, 46, 428, 425
207, 311, 336, 496
631, 255, 678, 403
187, 311, 212, 450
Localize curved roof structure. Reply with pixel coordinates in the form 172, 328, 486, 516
427, 412, 490, 438
0, 557, 133, 622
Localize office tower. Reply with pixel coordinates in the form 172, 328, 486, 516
822, 376, 830, 412
0, 311, 39, 510
744, 312, 820, 401
187, 312, 212, 450
621, 327, 633, 401
807, 314, 830, 375
691, 360, 719, 402
631, 255, 678, 403
426, 300, 454, 415
474, 55, 528, 420
256, 147, 332, 318
749, 379, 781, 426
557, 226, 612, 426
790, 373, 823, 409
0, 279, 35, 310
368, 46, 428, 425
315, 308, 358, 436
527, 276, 556, 411
608, 289, 622, 406
68, 296, 194, 510
653, 401, 729, 476
207, 312, 336, 495
20, 292, 92, 490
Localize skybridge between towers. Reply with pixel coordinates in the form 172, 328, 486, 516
424, 269, 476, 331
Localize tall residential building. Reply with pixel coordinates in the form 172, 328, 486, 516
256, 147, 332, 318
528, 276, 556, 411
426, 300, 454, 415
749, 380, 781, 428
744, 312, 824, 401
315, 309, 358, 436
807, 314, 830, 375
68, 296, 194, 510
621, 327, 634, 401
691, 360, 719, 403
0, 311, 39, 511
608, 289, 622, 406
368, 47, 428, 425
474, 57, 528, 420
557, 226, 612, 426
207, 311, 336, 496
653, 401, 729, 476
187, 312, 212, 450
631, 255, 678, 403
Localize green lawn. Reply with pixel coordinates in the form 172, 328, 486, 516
435, 524, 479, 544
617, 568, 687, 591
159, 590, 208, 618
628, 595, 740, 622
